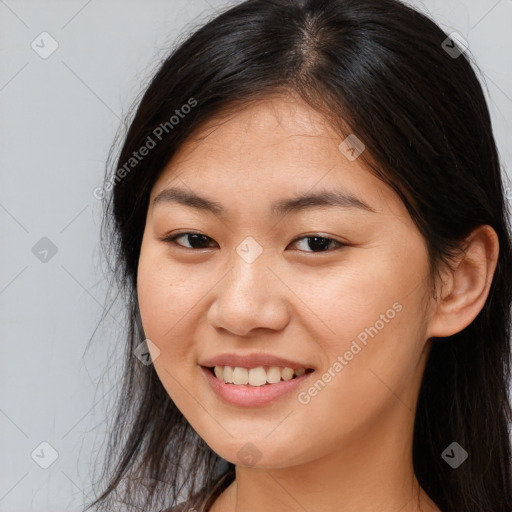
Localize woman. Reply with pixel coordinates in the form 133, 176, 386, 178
85, 0, 512, 511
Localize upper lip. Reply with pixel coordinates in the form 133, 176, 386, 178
200, 353, 314, 370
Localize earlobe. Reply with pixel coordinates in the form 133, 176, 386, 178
426, 224, 499, 339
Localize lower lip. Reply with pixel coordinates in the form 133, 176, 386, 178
200, 366, 314, 407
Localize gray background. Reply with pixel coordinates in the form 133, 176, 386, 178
1, 1, 511, 511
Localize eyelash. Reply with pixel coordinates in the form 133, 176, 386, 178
161, 231, 346, 254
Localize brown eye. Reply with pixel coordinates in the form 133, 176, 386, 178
288, 235, 345, 253
163, 232, 217, 250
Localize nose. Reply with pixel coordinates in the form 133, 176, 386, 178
207, 249, 291, 337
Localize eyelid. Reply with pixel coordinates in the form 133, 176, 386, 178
289, 233, 345, 245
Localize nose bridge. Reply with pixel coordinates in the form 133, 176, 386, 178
227, 235, 272, 302
209, 235, 289, 335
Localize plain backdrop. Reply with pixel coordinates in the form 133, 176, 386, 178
1, 1, 511, 511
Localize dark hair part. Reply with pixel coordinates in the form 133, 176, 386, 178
85, 0, 512, 511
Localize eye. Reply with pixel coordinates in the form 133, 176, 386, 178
162, 232, 217, 250
288, 234, 345, 253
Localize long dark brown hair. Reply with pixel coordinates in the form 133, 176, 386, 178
84, 1, 512, 510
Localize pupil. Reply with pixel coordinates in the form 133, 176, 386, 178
308, 236, 330, 252
188, 234, 210, 248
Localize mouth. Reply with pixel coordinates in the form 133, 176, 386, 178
200, 364, 316, 407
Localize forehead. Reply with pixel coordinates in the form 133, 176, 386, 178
151, 95, 404, 219
165, 95, 340, 171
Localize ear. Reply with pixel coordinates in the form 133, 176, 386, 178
426, 224, 499, 339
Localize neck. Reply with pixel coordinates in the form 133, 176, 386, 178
210, 404, 440, 512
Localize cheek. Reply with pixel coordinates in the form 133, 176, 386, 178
137, 243, 191, 338
313, 233, 429, 367
293, 299, 428, 449
137, 254, 169, 338
312, 257, 430, 422
136, 243, 209, 379
137, 248, 202, 414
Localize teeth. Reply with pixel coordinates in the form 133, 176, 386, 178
266, 366, 281, 384
212, 365, 309, 386
223, 365, 234, 383
249, 367, 267, 386
281, 367, 294, 381
233, 367, 249, 385
214, 366, 224, 381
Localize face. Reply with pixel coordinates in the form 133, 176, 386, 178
137, 94, 434, 469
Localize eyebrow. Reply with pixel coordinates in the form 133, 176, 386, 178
152, 187, 377, 217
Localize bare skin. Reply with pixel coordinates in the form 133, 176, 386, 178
137, 93, 499, 512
